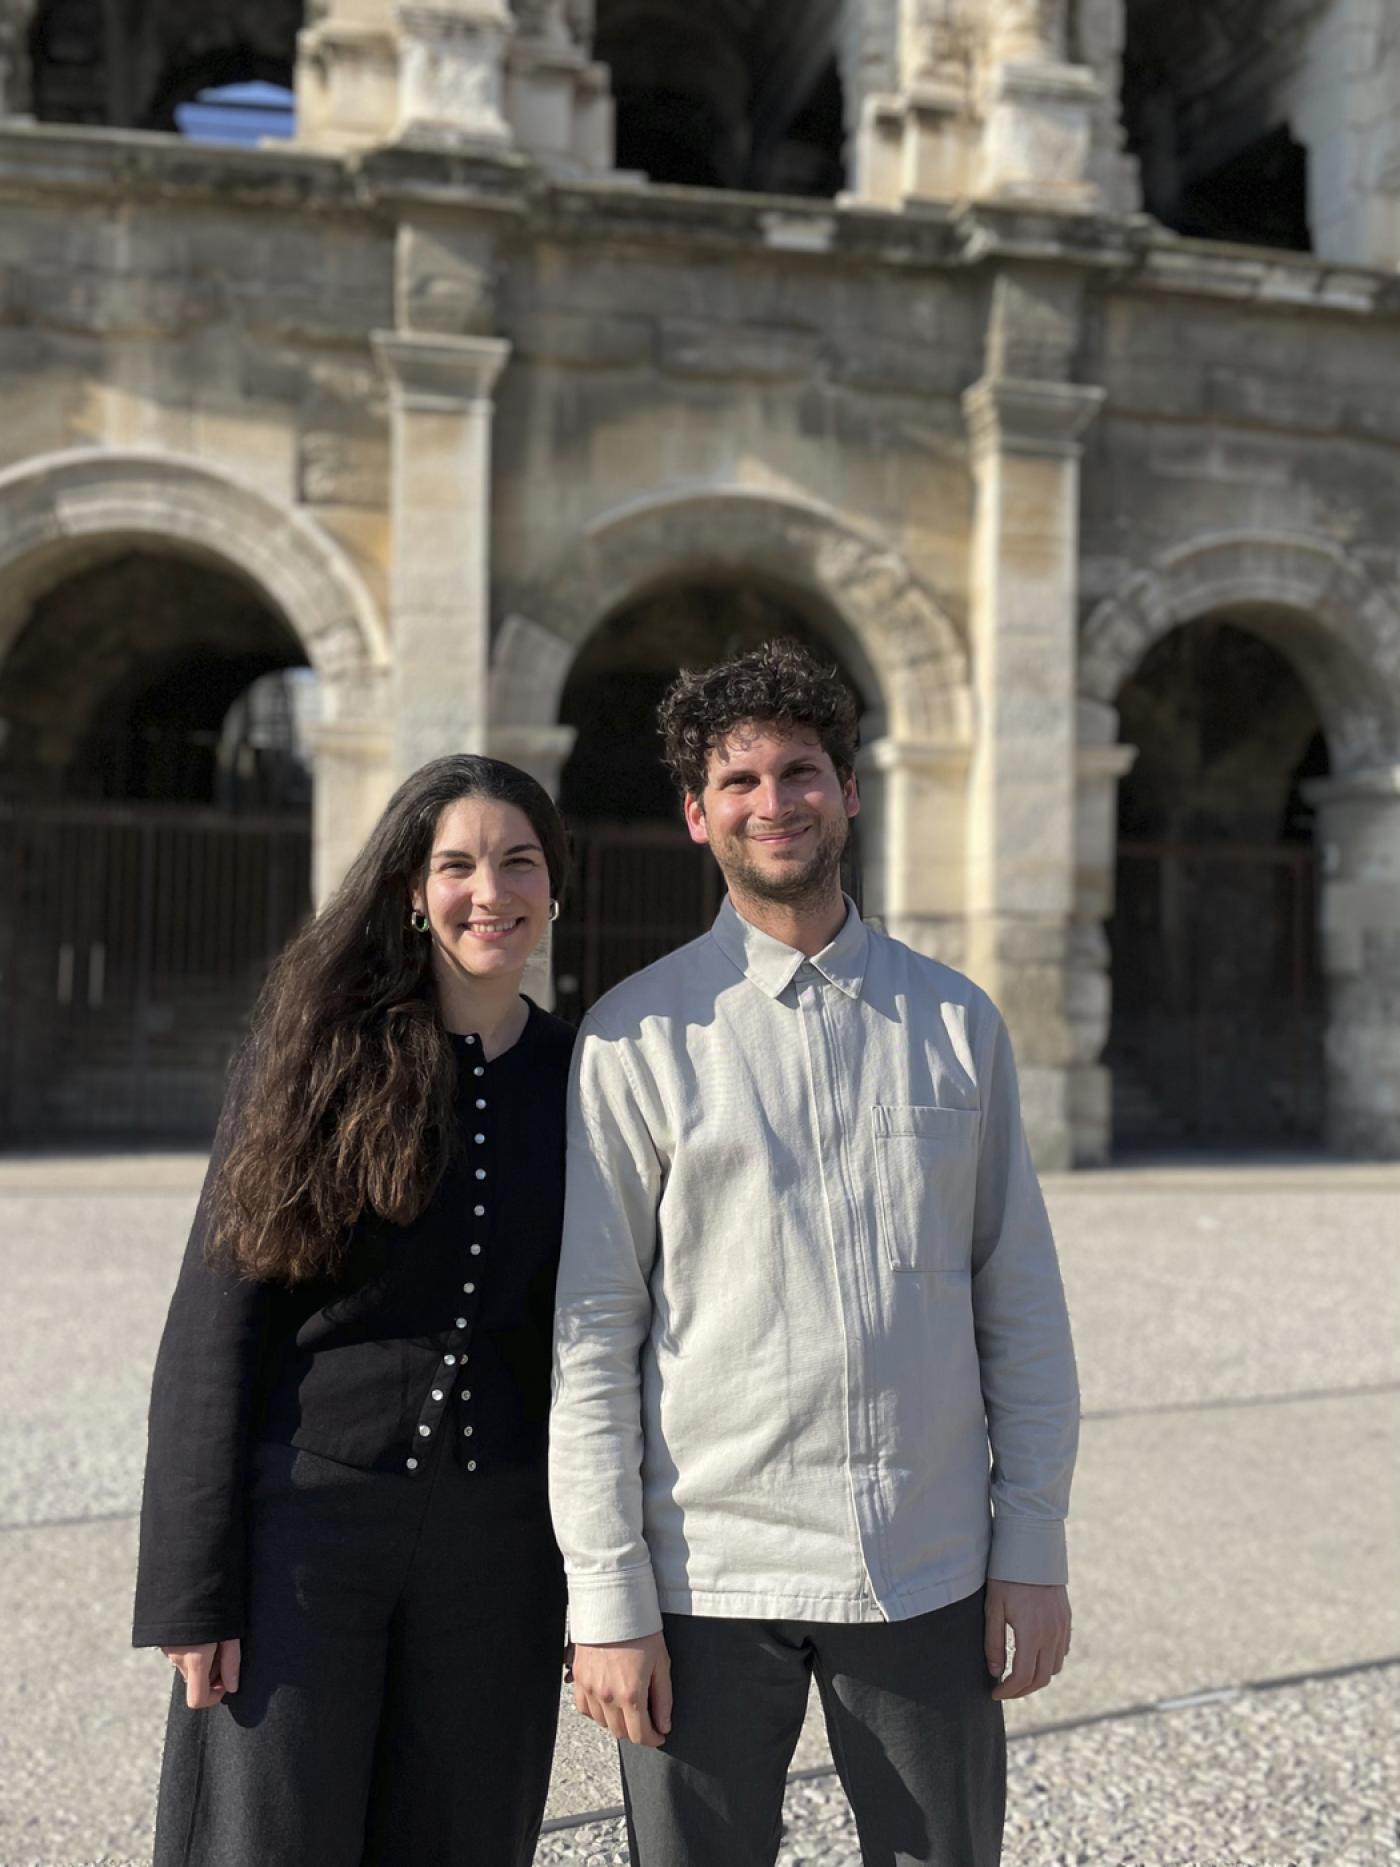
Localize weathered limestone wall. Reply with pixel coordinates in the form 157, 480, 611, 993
486, 194, 982, 976
0, 130, 398, 888
1076, 248, 1400, 1158
3, 5, 1400, 1159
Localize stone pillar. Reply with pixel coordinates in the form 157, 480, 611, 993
858, 736, 969, 967
505, 0, 613, 175
485, 722, 577, 1008
305, 718, 397, 905
0, 0, 34, 117
397, 0, 514, 148
843, 0, 978, 208
297, 0, 522, 153
962, 356, 1103, 1170
296, 0, 401, 151
979, 0, 1103, 209
373, 331, 510, 779
1306, 765, 1400, 1158
843, 0, 1111, 212
1074, 0, 1140, 216
1069, 704, 1137, 1164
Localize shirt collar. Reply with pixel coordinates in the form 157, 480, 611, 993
710, 893, 869, 1001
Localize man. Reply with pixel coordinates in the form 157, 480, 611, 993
550, 639, 1079, 1866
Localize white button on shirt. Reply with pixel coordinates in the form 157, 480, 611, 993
549, 897, 1079, 1647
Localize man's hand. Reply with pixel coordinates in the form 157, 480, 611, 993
984, 1581, 1070, 1700
571, 1631, 672, 1747
160, 1638, 241, 1710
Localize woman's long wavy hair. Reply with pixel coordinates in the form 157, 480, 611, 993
208, 755, 569, 1284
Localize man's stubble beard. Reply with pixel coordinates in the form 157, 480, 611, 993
714, 812, 850, 912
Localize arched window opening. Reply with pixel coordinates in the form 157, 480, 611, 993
1107, 618, 1328, 1152
0, 549, 313, 1141
1121, 0, 1314, 252
216, 667, 320, 812
28, 0, 299, 134
597, 0, 845, 197
554, 580, 865, 1019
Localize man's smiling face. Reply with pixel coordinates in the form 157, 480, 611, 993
682, 719, 859, 908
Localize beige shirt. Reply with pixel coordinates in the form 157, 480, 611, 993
550, 896, 1079, 1645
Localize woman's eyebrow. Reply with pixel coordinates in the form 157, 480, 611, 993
431, 842, 543, 859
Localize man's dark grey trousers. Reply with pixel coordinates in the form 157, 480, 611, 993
619, 1589, 1005, 1866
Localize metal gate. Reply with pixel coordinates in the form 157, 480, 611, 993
0, 803, 311, 1143
553, 819, 865, 1026
553, 823, 724, 1026
1108, 841, 1322, 1147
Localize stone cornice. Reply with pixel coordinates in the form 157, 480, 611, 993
963, 375, 1105, 459
373, 330, 511, 407
1, 124, 1399, 323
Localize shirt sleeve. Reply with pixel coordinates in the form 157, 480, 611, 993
131, 1056, 270, 1648
549, 1018, 665, 1644
969, 999, 1081, 1587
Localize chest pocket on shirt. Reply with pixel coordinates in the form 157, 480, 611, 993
871, 1105, 978, 1273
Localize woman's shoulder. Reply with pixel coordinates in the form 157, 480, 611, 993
526, 1000, 578, 1068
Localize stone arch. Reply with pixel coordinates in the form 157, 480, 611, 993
0, 447, 389, 693
1079, 530, 1400, 772
1074, 529, 1400, 1163
492, 488, 971, 745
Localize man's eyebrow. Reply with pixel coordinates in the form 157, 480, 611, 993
715, 755, 817, 781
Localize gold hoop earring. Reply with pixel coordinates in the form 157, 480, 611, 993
410, 909, 430, 934
548, 900, 560, 922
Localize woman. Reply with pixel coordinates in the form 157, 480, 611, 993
133, 754, 575, 1867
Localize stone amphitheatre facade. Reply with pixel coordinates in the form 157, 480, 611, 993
1, 0, 1398, 1166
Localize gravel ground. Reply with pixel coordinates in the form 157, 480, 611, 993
536, 1662, 1400, 1867
1, 1154, 1396, 1865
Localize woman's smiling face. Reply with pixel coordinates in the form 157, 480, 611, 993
411, 797, 553, 985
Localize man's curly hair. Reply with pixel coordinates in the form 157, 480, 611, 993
658, 639, 860, 798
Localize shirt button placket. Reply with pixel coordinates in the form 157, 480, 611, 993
461, 1047, 485, 1472
411, 1031, 485, 1477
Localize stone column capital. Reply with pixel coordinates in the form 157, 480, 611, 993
373, 331, 511, 408
963, 375, 1105, 460
486, 722, 578, 793
858, 735, 971, 785
302, 718, 394, 759
1303, 764, 1400, 809
1075, 742, 1138, 782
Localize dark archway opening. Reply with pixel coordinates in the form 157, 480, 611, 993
29, 0, 298, 134
1107, 618, 1328, 1152
598, 0, 845, 197
554, 579, 865, 1020
0, 550, 315, 1143
1121, 0, 1313, 252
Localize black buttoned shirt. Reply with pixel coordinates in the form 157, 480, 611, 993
132, 999, 575, 1649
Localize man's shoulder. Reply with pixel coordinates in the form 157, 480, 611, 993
869, 924, 997, 1024
580, 930, 722, 1043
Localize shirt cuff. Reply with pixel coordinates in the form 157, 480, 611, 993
566, 1563, 663, 1645
986, 1513, 1068, 1587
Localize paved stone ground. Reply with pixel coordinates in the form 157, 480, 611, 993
1, 1152, 1397, 1864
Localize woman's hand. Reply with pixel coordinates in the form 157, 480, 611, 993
160, 1638, 241, 1709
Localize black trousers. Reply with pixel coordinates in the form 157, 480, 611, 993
619, 1591, 1005, 1867
154, 1441, 565, 1867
